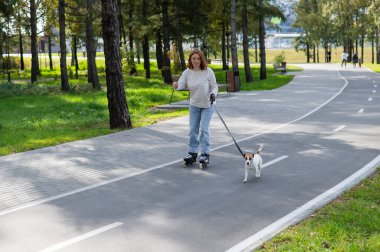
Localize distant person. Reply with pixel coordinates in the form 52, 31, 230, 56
358, 57, 362, 68
341, 51, 348, 67
352, 53, 358, 68
327, 50, 332, 63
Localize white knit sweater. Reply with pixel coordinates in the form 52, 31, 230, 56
176, 67, 218, 108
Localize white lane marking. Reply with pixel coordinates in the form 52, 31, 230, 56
374, 84, 377, 87
0, 68, 349, 217
373, 90, 376, 93
214, 68, 349, 153
372, 80, 376, 83
226, 154, 380, 252
262, 156, 288, 169
38, 222, 123, 252
358, 109, 364, 114
368, 97, 373, 102
333, 125, 346, 132
0, 158, 184, 217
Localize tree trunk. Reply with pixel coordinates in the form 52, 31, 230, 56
19, 31, 25, 71
317, 45, 319, 63
174, 3, 186, 71
156, 31, 163, 70
226, 26, 230, 68
73, 35, 79, 79
142, 0, 151, 78
306, 42, 310, 63
128, 1, 135, 71
136, 41, 141, 64
177, 34, 186, 71
361, 34, 364, 64
59, 0, 70, 91
242, 0, 253, 83
201, 39, 208, 60
231, 0, 240, 90
372, 33, 374, 64
30, 0, 39, 82
376, 28, 379, 64
255, 36, 258, 63
258, 0, 266, 80
193, 0, 198, 48
155, 0, 163, 70
222, 21, 227, 70
143, 35, 151, 78
0, 25, 3, 71
71, 39, 75, 66
161, 0, 172, 84
117, 0, 126, 46
48, 35, 53, 70
86, 0, 101, 89
101, 0, 132, 129
6, 18, 11, 82
222, 1, 228, 70
0, 24, 3, 71
355, 38, 358, 54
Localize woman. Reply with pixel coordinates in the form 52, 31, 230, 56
172, 49, 218, 167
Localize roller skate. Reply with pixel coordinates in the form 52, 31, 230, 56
183, 152, 197, 167
199, 153, 210, 170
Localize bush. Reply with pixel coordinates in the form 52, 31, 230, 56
273, 51, 286, 63
1, 56, 21, 69
121, 48, 137, 75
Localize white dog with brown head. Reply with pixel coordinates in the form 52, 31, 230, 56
243, 144, 263, 183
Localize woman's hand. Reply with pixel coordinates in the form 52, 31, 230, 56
209, 93, 216, 105
172, 82, 178, 89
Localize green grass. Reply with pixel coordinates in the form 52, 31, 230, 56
258, 168, 380, 252
364, 63, 380, 73
0, 62, 299, 156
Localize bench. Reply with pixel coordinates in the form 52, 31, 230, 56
273, 62, 287, 73
169, 83, 231, 105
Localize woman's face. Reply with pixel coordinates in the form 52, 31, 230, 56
191, 53, 201, 69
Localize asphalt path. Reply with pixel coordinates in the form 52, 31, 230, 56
0, 64, 379, 252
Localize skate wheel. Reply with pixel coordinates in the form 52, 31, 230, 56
199, 163, 207, 170
184, 161, 194, 167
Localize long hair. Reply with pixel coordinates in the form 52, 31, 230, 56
188, 49, 208, 70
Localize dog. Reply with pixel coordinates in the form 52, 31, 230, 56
243, 144, 263, 183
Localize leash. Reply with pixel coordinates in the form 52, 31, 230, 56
212, 103, 245, 158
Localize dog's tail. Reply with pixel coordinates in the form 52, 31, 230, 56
257, 144, 263, 154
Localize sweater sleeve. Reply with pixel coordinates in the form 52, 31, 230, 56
208, 68, 218, 97
176, 69, 189, 90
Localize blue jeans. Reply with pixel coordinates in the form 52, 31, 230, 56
188, 105, 214, 154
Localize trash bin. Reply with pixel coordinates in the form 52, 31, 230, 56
226, 70, 240, 92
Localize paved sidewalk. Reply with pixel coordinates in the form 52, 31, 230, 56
0, 64, 350, 212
